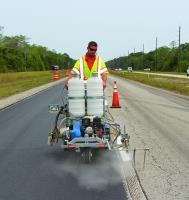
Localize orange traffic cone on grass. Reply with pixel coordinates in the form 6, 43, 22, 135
53, 70, 59, 80
110, 81, 121, 108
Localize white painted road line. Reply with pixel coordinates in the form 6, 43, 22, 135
119, 151, 131, 162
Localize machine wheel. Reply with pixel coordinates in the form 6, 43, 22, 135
82, 148, 92, 163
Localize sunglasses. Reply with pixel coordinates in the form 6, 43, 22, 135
89, 47, 97, 52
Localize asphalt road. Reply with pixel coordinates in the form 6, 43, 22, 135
0, 83, 128, 200
106, 75, 189, 200
1, 74, 188, 200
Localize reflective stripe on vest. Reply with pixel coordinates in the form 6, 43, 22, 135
79, 56, 101, 80
80, 57, 84, 80
97, 57, 102, 78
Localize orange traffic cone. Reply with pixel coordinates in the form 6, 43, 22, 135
110, 81, 121, 108
65, 70, 70, 77
53, 70, 59, 80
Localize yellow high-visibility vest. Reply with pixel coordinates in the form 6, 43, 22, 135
71, 56, 108, 80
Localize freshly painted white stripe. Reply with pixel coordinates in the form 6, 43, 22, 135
119, 151, 131, 162
117, 136, 131, 162
117, 135, 122, 145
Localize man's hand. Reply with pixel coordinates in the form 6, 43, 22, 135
64, 79, 68, 90
103, 81, 106, 90
64, 74, 72, 90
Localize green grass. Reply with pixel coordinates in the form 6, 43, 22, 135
1, 70, 188, 99
0, 70, 65, 99
111, 71, 189, 96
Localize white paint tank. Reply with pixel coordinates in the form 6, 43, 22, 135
68, 75, 85, 117
87, 74, 104, 117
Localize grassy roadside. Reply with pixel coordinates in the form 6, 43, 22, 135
110, 71, 189, 96
0, 70, 65, 99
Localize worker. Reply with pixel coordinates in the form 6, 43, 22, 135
65, 41, 108, 89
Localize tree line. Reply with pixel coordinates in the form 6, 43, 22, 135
106, 43, 189, 72
1, 26, 189, 73
0, 30, 75, 72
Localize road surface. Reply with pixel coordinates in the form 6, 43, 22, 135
1, 74, 189, 200
0, 83, 129, 200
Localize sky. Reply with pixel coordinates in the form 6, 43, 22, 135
0, 0, 189, 61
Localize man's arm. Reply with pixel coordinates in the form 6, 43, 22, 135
102, 73, 107, 89
100, 58, 108, 89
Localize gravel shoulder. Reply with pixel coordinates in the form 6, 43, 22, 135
107, 75, 189, 200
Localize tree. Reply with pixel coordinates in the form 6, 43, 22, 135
0, 33, 74, 72
107, 44, 189, 72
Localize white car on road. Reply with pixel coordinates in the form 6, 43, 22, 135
128, 67, 133, 72
187, 67, 189, 77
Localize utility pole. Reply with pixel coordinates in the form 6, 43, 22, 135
142, 44, 144, 69
178, 26, 181, 72
133, 48, 135, 69
128, 50, 130, 67
155, 37, 158, 72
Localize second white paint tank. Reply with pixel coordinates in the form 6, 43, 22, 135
87, 73, 104, 117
